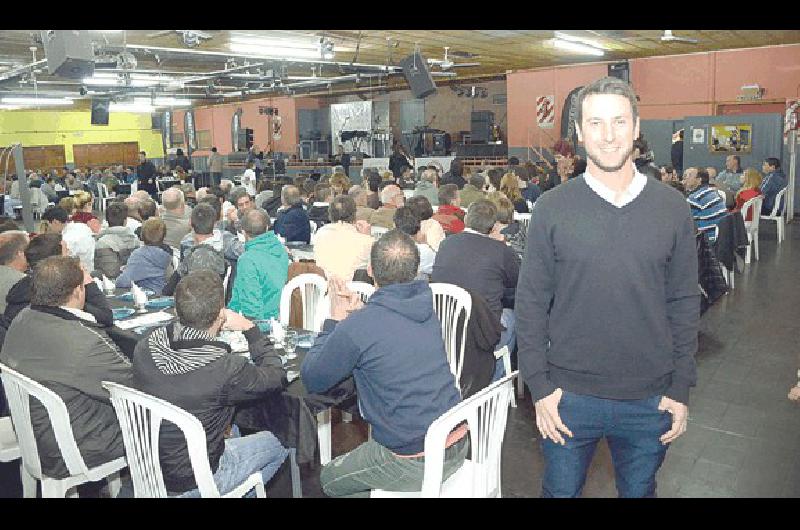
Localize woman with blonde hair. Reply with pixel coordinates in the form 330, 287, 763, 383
500, 172, 529, 213
733, 168, 763, 222
58, 196, 75, 216
70, 190, 102, 234
330, 172, 352, 196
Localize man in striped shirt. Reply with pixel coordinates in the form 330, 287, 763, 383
684, 167, 728, 242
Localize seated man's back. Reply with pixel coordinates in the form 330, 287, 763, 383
132, 270, 287, 494
0, 256, 132, 478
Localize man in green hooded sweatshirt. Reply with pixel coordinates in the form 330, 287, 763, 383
228, 208, 288, 320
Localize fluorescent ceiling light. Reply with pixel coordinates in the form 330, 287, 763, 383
229, 42, 321, 59
110, 102, 154, 113
133, 97, 192, 107
554, 32, 605, 49
95, 30, 123, 34
0, 104, 23, 110
83, 76, 159, 87
552, 39, 605, 56
1, 97, 73, 106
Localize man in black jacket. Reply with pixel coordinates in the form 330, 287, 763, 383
136, 151, 157, 198
132, 270, 289, 496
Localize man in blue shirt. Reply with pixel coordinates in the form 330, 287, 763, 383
272, 185, 311, 243
685, 167, 728, 242
759, 157, 786, 215
302, 231, 467, 497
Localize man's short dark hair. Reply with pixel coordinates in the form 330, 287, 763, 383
229, 186, 249, 207
0, 231, 28, 266
139, 199, 157, 221
105, 202, 128, 227
370, 230, 419, 287
211, 147, 218, 153
31, 255, 83, 307
469, 174, 485, 189
698, 169, 710, 186
438, 183, 459, 206
730, 155, 741, 170
575, 76, 639, 128
329, 195, 356, 223
25, 233, 62, 267
141, 218, 167, 246
450, 159, 463, 178
508, 157, 520, 166
393, 206, 421, 237
175, 270, 225, 330
241, 208, 269, 236
209, 185, 227, 202
139, 151, 146, 157
405, 196, 434, 221
199, 196, 222, 221
465, 199, 498, 234
678, 130, 684, 140
42, 206, 69, 224
764, 157, 781, 170
487, 169, 502, 191
191, 203, 217, 235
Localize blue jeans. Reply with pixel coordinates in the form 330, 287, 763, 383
540, 391, 671, 498
179, 431, 289, 498
491, 309, 516, 382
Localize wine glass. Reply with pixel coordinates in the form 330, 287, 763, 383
283, 330, 298, 360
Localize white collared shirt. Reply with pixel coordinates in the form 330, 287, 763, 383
583, 167, 647, 208
60, 306, 98, 323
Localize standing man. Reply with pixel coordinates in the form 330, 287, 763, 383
208, 147, 224, 187
136, 151, 157, 198
516, 77, 699, 498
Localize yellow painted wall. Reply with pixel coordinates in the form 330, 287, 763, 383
0, 109, 164, 163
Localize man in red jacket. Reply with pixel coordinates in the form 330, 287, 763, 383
432, 184, 465, 235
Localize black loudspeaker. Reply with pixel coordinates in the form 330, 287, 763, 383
470, 111, 494, 144
608, 62, 630, 83
151, 113, 163, 130
237, 128, 254, 152
40, 30, 95, 79
399, 53, 437, 99
90, 98, 109, 126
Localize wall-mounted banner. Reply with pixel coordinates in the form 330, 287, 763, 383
560, 86, 583, 146
184, 109, 196, 155
232, 108, 243, 152
536, 95, 555, 129
162, 111, 171, 155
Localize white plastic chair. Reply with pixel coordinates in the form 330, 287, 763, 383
309, 220, 318, 235
0, 363, 126, 498
103, 381, 301, 498
741, 195, 763, 264
0, 416, 37, 497
279, 273, 329, 333
760, 187, 787, 244
513, 212, 532, 236
371, 226, 390, 239
346, 281, 376, 304
371, 371, 516, 498
430, 283, 472, 389
97, 183, 112, 213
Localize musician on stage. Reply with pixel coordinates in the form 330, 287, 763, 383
389, 142, 413, 179
333, 145, 351, 178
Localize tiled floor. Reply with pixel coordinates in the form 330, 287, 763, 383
2, 220, 799, 498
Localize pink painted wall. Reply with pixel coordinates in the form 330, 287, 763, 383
187, 96, 322, 156
507, 44, 800, 148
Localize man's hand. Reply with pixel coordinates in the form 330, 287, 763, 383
354, 219, 371, 235
788, 385, 800, 402
534, 388, 573, 445
658, 396, 688, 444
221, 309, 254, 331
328, 276, 364, 321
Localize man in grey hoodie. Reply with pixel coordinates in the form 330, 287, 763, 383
94, 202, 140, 278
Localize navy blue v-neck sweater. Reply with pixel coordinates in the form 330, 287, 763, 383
516, 176, 700, 405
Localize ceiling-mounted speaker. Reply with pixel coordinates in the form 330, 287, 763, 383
608, 62, 630, 84
399, 52, 437, 99
40, 30, 95, 79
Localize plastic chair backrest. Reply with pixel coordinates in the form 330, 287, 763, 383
420, 372, 516, 498
0, 363, 90, 481
309, 220, 318, 235
741, 195, 763, 232
429, 283, 472, 386
346, 281, 376, 304
513, 212, 532, 234
768, 187, 787, 217
98, 183, 109, 200
280, 273, 329, 332
102, 381, 220, 498
371, 226, 389, 239
0, 416, 21, 462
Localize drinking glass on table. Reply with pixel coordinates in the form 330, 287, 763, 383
283, 330, 298, 360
